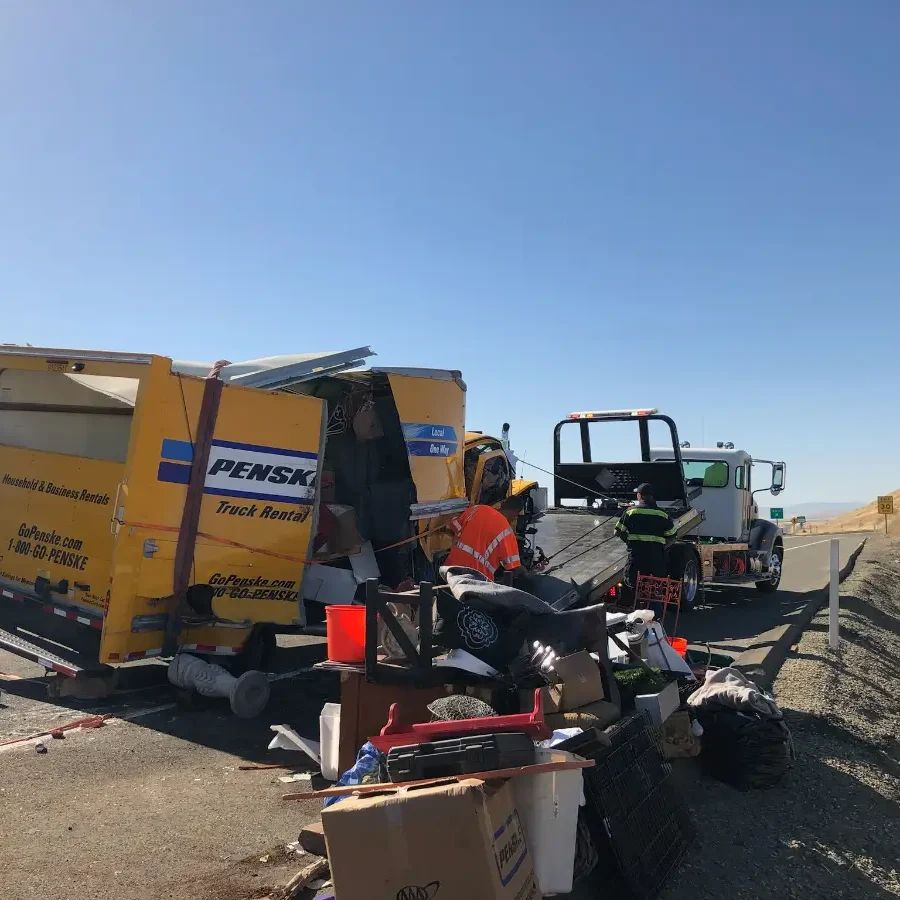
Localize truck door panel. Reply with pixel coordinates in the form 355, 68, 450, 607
103, 364, 326, 661
0, 445, 123, 614
385, 372, 466, 503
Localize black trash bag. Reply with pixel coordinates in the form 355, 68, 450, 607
433, 593, 530, 670
696, 708, 794, 790
572, 807, 600, 885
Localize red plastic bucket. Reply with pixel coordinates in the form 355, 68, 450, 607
666, 636, 688, 658
326, 605, 367, 663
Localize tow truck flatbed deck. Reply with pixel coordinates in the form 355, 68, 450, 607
519, 505, 703, 610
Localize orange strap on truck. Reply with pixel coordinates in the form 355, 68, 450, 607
121, 520, 451, 566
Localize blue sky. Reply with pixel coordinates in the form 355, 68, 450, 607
1, 2, 898, 508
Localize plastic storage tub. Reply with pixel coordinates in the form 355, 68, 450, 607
513, 748, 584, 895
325, 604, 366, 663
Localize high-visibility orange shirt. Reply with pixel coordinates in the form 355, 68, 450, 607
445, 505, 521, 581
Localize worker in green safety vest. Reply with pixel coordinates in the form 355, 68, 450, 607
615, 482, 677, 597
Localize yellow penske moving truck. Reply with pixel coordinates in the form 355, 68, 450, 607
0, 345, 535, 688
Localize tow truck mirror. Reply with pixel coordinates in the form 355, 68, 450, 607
771, 463, 785, 494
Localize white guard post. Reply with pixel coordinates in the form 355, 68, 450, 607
828, 539, 840, 650
168, 653, 270, 718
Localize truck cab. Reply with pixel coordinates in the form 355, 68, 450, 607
678, 447, 754, 541
652, 444, 787, 593
461, 430, 544, 569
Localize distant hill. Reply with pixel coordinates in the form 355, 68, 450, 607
819, 490, 899, 531
781, 501, 864, 521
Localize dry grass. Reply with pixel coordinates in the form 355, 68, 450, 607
809, 489, 900, 534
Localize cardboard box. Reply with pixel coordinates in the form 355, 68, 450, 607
549, 650, 606, 712
635, 679, 680, 726
316, 503, 362, 557
519, 686, 560, 715
323, 779, 539, 900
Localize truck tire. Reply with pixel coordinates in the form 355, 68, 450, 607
668, 545, 700, 611
215, 625, 277, 676
755, 544, 783, 593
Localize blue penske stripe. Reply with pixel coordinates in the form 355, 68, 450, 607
211, 438, 317, 460
161, 438, 194, 462
157, 460, 191, 485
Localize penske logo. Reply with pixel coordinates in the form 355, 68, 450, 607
157, 438, 318, 505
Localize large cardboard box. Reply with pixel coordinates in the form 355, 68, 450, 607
316, 503, 362, 557
550, 650, 606, 711
322, 779, 539, 900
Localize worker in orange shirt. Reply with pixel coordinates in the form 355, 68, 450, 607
445, 504, 522, 583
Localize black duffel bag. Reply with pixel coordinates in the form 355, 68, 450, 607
696, 708, 794, 790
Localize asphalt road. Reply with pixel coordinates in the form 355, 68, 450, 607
673, 532, 869, 657
0, 635, 334, 900
0, 532, 870, 899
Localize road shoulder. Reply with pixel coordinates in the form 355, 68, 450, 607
662, 534, 900, 900
732, 535, 867, 686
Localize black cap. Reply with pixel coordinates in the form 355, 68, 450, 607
634, 482, 654, 496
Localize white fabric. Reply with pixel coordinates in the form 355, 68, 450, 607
687, 666, 782, 719
542, 727, 585, 748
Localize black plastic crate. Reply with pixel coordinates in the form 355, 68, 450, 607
577, 711, 695, 899
601, 710, 653, 752
584, 745, 672, 822
614, 778, 696, 895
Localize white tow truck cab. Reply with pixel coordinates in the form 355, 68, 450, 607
652, 443, 787, 599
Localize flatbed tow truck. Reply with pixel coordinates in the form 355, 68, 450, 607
511, 409, 705, 610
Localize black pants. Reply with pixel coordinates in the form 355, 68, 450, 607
625, 544, 667, 588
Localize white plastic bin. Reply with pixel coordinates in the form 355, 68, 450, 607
319, 702, 341, 781
513, 748, 584, 895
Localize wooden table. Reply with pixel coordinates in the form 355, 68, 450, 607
316, 663, 447, 773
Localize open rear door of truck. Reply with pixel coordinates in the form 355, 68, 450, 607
103, 356, 339, 662
377, 369, 468, 513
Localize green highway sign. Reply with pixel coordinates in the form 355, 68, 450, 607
798, 515, 806, 525
770, 507, 784, 520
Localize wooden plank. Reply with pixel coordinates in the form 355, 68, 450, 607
282, 758, 594, 801
266, 857, 329, 900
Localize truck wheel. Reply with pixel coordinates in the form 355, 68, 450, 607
668, 547, 700, 611
219, 625, 277, 675
756, 545, 783, 593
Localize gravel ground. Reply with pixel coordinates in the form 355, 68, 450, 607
661, 534, 900, 900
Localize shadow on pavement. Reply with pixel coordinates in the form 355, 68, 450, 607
0, 639, 338, 763
125, 639, 339, 764
659, 588, 814, 651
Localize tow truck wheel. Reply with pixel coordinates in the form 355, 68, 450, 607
756, 545, 783, 593
668, 547, 699, 611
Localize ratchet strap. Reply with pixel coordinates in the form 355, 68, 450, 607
163, 363, 228, 655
